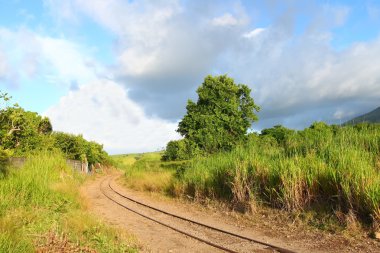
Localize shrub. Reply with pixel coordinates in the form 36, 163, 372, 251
0, 151, 138, 252
52, 132, 109, 165
0, 147, 11, 178
176, 123, 380, 225
162, 139, 199, 161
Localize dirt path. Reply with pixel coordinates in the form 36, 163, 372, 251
81, 173, 379, 253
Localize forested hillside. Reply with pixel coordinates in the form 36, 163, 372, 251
345, 107, 380, 124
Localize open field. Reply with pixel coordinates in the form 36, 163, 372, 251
0, 151, 139, 253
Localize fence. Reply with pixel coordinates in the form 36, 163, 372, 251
66, 159, 89, 173
9, 157, 27, 168
9, 157, 90, 174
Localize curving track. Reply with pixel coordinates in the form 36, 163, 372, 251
99, 176, 297, 253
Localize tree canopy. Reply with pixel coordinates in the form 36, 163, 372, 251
260, 125, 295, 144
0, 105, 52, 153
0, 91, 109, 165
176, 75, 260, 155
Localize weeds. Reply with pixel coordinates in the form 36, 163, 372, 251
119, 124, 380, 231
0, 151, 138, 253
120, 152, 180, 193
178, 124, 380, 226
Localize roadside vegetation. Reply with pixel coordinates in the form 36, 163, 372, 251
0, 91, 138, 252
120, 123, 380, 234
121, 75, 380, 236
115, 153, 184, 193
176, 123, 380, 227
0, 151, 138, 252
0, 91, 110, 169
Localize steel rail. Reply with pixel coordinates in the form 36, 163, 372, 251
100, 177, 239, 253
107, 176, 297, 253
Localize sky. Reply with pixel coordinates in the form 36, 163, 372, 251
0, 0, 380, 154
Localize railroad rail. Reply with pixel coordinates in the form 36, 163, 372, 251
99, 177, 297, 253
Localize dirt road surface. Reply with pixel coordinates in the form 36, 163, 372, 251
81, 173, 379, 253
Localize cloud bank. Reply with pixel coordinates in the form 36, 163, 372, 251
0, 27, 104, 89
1, 0, 380, 153
44, 0, 380, 128
45, 80, 180, 154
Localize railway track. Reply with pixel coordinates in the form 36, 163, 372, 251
99, 177, 297, 253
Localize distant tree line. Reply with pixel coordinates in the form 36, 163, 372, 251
0, 91, 109, 170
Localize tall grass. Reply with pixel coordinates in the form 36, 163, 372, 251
176, 124, 380, 225
118, 152, 185, 193
0, 151, 138, 252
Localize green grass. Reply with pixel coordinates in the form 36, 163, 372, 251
115, 152, 186, 193
118, 124, 380, 231
178, 124, 380, 226
0, 151, 139, 253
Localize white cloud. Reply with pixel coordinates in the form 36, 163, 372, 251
367, 3, 380, 21
0, 0, 371, 135
0, 29, 41, 86
231, 27, 380, 128
43, 0, 253, 119
0, 49, 9, 79
326, 5, 350, 27
243, 28, 266, 39
45, 80, 180, 154
42, 0, 380, 128
0, 27, 106, 89
57, 0, 182, 78
211, 13, 244, 27
0, 25, 181, 153
118, 48, 158, 77
43, 0, 80, 24
333, 109, 356, 120
37, 36, 106, 85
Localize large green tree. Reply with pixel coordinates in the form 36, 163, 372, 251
0, 92, 53, 153
0, 105, 52, 153
177, 75, 260, 154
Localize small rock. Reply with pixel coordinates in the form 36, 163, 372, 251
375, 232, 380, 240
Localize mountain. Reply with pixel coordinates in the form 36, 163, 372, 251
344, 107, 380, 125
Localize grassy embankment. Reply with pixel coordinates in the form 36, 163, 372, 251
0, 151, 138, 253
114, 152, 184, 193
118, 124, 380, 232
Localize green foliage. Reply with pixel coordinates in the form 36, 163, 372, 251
260, 125, 295, 144
345, 106, 380, 124
0, 105, 52, 153
0, 147, 11, 178
86, 140, 110, 165
176, 123, 380, 226
52, 132, 87, 161
117, 152, 186, 193
176, 75, 260, 156
38, 117, 53, 134
0, 91, 11, 105
161, 139, 198, 161
0, 151, 138, 252
0, 91, 109, 164
53, 132, 109, 165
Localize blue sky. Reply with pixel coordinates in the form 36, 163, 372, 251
0, 0, 380, 153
